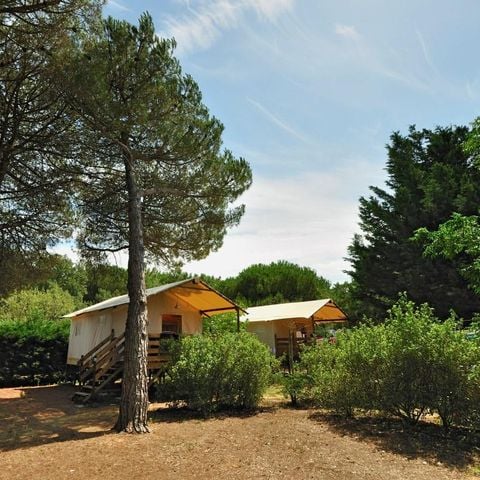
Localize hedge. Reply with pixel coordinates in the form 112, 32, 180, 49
0, 317, 70, 387
285, 296, 480, 431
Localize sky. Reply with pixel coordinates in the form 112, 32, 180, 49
59, 0, 480, 283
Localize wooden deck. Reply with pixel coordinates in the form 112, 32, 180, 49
72, 330, 172, 403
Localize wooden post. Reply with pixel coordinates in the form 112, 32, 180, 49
236, 307, 240, 333
288, 330, 294, 374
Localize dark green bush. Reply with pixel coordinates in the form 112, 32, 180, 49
155, 332, 275, 414
292, 296, 480, 430
0, 293, 70, 387
0, 334, 69, 387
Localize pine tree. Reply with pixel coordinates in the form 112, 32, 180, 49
348, 125, 480, 320
57, 14, 252, 432
0, 1, 100, 253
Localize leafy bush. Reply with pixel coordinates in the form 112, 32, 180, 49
0, 284, 72, 386
0, 315, 70, 340
292, 295, 480, 430
155, 332, 275, 414
0, 283, 76, 322
0, 336, 68, 387
202, 312, 246, 334
293, 326, 387, 416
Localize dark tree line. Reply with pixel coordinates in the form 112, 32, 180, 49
0, 256, 337, 310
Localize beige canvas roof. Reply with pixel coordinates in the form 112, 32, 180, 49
65, 278, 243, 318
243, 299, 348, 323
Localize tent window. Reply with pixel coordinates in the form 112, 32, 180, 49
162, 314, 182, 334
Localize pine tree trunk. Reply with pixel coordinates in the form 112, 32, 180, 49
114, 155, 150, 433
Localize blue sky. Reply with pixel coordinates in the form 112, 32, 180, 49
85, 0, 480, 282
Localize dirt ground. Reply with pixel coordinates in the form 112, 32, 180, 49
0, 385, 479, 480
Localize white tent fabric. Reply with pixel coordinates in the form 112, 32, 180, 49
243, 299, 347, 323
65, 278, 241, 318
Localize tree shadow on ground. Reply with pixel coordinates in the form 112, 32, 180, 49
0, 385, 116, 452
309, 411, 480, 469
150, 404, 277, 424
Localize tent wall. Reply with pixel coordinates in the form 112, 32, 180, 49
67, 291, 203, 365
247, 318, 315, 355
247, 321, 276, 352
67, 309, 119, 365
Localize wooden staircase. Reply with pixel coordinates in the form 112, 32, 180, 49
72, 330, 125, 403
72, 330, 172, 404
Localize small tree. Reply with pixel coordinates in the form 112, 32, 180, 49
58, 14, 252, 432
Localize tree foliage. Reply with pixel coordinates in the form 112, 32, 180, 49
0, 1, 100, 255
348, 125, 480, 320
415, 118, 480, 296
58, 14, 251, 264
221, 260, 332, 306
416, 214, 480, 294
0, 282, 76, 322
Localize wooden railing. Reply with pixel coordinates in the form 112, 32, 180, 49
77, 330, 114, 372
147, 333, 173, 371
77, 330, 125, 385
74, 331, 175, 403
274, 333, 309, 358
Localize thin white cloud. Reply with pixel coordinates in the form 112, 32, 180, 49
186, 164, 386, 282
334, 23, 360, 41
247, 97, 310, 144
253, 0, 295, 20
466, 80, 480, 100
107, 0, 130, 11
161, 0, 294, 55
415, 28, 438, 74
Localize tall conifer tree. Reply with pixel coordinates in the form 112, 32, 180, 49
348, 126, 480, 320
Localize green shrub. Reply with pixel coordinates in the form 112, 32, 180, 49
155, 332, 275, 414
0, 283, 76, 322
0, 315, 70, 340
280, 369, 308, 406
295, 326, 387, 416
292, 295, 480, 430
379, 300, 438, 424
382, 298, 480, 427
426, 320, 480, 429
0, 284, 72, 387
0, 334, 69, 387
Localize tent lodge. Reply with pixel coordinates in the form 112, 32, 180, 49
244, 299, 348, 357
64, 277, 242, 402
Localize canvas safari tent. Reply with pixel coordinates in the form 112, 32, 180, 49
65, 277, 242, 365
243, 299, 348, 356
